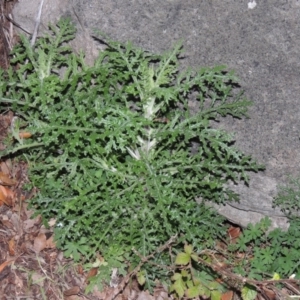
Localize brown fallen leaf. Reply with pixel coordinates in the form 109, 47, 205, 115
0, 171, 16, 186
86, 267, 98, 283
228, 226, 241, 243
261, 287, 276, 300
33, 233, 47, 253
0, 161, 12, 175
45, 235, 56, 249
8, 238, 15, 256
221, 290, 233, 300
19, 131, 32, 139
0, 263, 10, 281
0, 259, 15, 273
0, 215, 13, 229
77, 264, 84, 275
137, 291, 155, 300
63, 286, 81, 296
0, 185, 14, 206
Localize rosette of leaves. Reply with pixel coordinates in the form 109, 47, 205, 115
0, 19, 262, 287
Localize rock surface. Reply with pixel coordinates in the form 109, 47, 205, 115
13, 0, 300, 230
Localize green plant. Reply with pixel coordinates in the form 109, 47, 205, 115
273, 176, 300, 219
170, 245, 226, 299
170, 244, 259, 300
242, 176, 300, 281
228, 216, 300, 281
0, 18, 262, 289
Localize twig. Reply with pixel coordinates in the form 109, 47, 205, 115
284, 281, 300, 296
5, 14, 32, 35
197, 254, 300, 298
109, 234, 177, 300
31, 0, 45, 46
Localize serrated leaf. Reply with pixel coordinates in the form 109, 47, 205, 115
172, 272, 182, 281
192, 277, 201, 286
172, 278, 185, 298
184, 244, 193, 255
208, 280, 222, 290
211, 290, 222, 300
181, 269, 189, 278
191, 253, 198, 262
198, 284, 210, 297
175, 252, 191, 265
241, 285, 257, 300
186, 285, 200, 298
137, 271, 146, 286
186, 279, 194, 288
